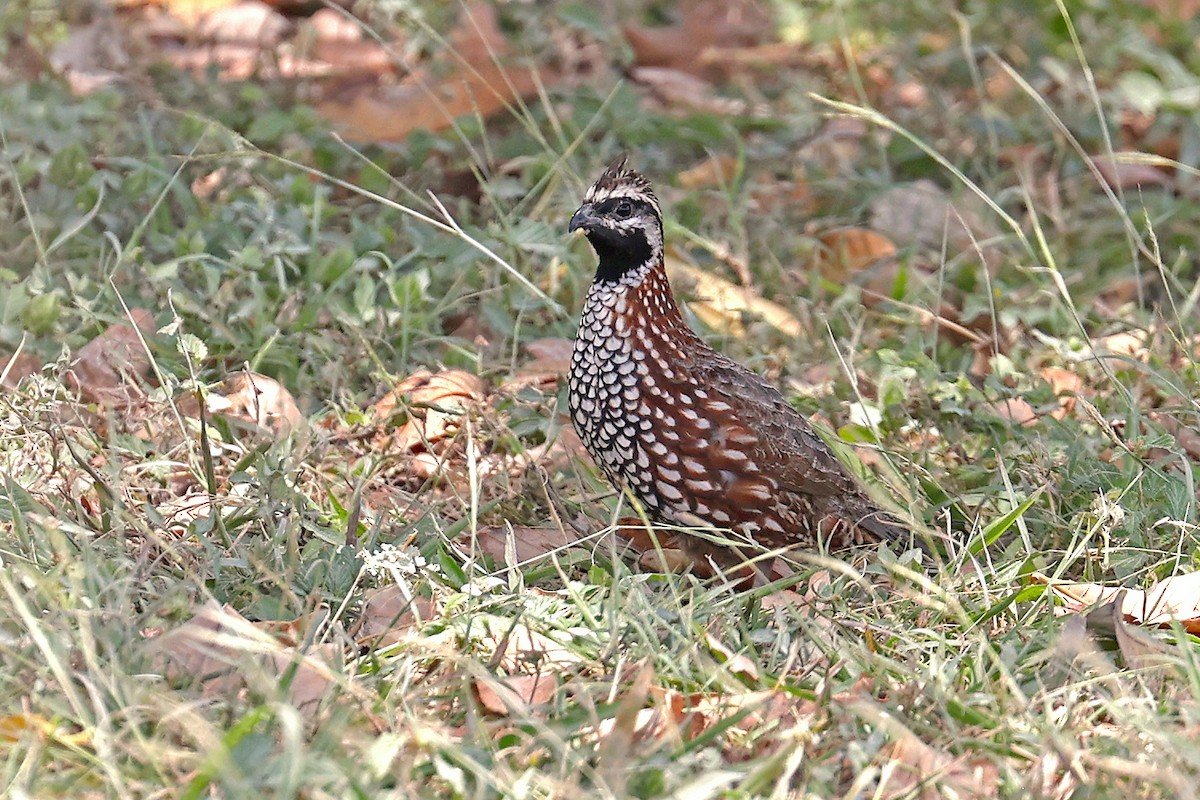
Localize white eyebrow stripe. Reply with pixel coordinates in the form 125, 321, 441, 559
585, 186, 661, 215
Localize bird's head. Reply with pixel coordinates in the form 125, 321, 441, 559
569, 155, 663, 283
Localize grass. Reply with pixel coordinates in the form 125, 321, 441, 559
3, 0, 1200, 797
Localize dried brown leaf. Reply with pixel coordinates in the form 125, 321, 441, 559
1040, 367, 1082, 420
314, 3, 555, 142
629, 67, 749, 115
148, 602, 341, 715
64, 309, 155, 407
457, 524, 586, 567
1, 349, 41, 390
852, 700, 1001, 799
813, 228, 898, 281
623, 0, 771, 79
372, 368, 484, 452
1091, 152, 1173, 191
205, 371, 303, 434
678, 155, 738, 190
988, 397, 1038, 428
473, 673, 558, 715
49, 17, 129, 95
1097, 330, 1149, 361
1100, 593, 1178, 682
480, 620, 585, 675
1033, 571, 1200, 633
353, 584, 436, 648
196, 1, 290, 45
505, 337, 574, 392
666, 253, 802, 337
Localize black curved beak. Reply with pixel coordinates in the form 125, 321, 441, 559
568, 204, 597, 234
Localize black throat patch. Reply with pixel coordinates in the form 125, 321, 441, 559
588, 228, 654, 283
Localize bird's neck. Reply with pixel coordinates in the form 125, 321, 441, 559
583, 254, 691, 339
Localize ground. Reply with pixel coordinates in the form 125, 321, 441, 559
2, 0, 1200, 797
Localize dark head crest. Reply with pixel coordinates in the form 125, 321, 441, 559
584, 154, 660, 216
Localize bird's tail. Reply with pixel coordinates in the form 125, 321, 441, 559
853, 503, 932, 557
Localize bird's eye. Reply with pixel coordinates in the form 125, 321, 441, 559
614, 200, 633, 219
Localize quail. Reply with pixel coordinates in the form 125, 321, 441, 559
567, 156, 922, 574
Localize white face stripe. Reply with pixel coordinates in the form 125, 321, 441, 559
584, 184, 662, 217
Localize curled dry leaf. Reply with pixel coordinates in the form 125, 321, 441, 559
147, 602, 341, 715
1091, 152, 1173, 191
1032, 570, 1200, 633
1, 349, 41, 390
205, 371, 303, 434
372, 368, 485, 453
315, 3, 556, 142
505, 337, 574, 392
678, 155, 738, 190
703, 632, 760, 683
988, 397, 1038, 428
478, 619, 585, 675
622, 0, 772, 80
813, 228, 898, 282
1097, 330, 1149, 361
1092, 593, 1179, 685
64, 308, 155, 407
456, 524, 587, 567
629, 67, 751, 116
1040, 367, 1082, 421
473, 672, 558, 716
851, 700, 1001, 800
666, 253, 802, 338
353, 584, 436, 648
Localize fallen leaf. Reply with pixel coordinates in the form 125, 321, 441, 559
505, 337, 574, 392
988, 397, 1038, 427
473, 672, 558, 715
666, 253, 802, 337
196, 0, 290, 46
1091, 152, 1173, 191
49, 17, 129, 95
314, 3, 556, 142
1, 349, 41, 390
1151, 411, 1200, 461
623, 0, 771, 80
293, 8, 395, 75
853, 700, 1001, 799
1040, 367, 1082, 420
353, 584, 436, 648
703, 632, 760, 683
629, 67, 750, 116
1096, 593, 1178, 683
1097, 330, 1149, 361
479, 620, 585, 675
205, 371, 303, 434
678, 155, 738, 190
456, 524, 586, 567
868, 179, 993, 254
1033, 571, 1200, 633
372, 368, 484, 452
0, 714, 91, 747
813, 228, 897, 281
148, 603, 341, 715
64, 309, 156, 407
596, 661, 656, 789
